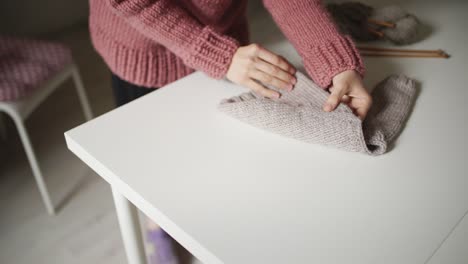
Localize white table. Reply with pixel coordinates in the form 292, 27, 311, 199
65, 1, 468, 263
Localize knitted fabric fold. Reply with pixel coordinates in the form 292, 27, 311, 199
218, 72, 417, 156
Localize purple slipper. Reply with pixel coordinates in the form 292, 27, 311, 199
146, 228, 179, 264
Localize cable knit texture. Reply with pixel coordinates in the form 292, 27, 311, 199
89, 0, 363, 88
218, 72, 417, 156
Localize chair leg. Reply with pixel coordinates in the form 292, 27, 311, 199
71, 65, 93, 121
10, 113, 55, 215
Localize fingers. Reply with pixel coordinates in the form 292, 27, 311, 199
354, 107, 369, 120
350, 95, 373, 120
324, 85, 347, 112
325, 88, 372, 120
254, 58, 296, 86
341, 95, 351, 104
250, 69, 292, 91
323, 70, 373, 119
254, 45, 296, 74
227, 44, 297, 99
329, 86, 351, 104
245, 79, 280, 99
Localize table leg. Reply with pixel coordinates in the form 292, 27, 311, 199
111, 187, 147, 264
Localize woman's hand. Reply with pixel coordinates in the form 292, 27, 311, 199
324, 70, 373, 120
226, 44, 297, 99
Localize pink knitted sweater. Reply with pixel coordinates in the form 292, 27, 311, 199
89, 0, 364, 88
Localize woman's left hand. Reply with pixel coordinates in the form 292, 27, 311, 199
323, 70, 373, 120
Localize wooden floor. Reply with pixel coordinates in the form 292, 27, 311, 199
0, 25, 200, 264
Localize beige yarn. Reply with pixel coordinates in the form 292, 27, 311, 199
218, 72, 417, 156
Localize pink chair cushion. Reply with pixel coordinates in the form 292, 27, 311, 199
0, 36, 72, 101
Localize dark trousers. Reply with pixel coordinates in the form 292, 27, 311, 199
111, 74, 158, 107
110, 74, 173, 241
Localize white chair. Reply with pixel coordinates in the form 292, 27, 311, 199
0, 36, 93, 215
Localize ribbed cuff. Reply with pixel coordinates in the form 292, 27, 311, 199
302, 36, 365, 88
185, 27, 239, 79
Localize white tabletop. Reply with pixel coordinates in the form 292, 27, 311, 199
427, 211, 468, 264
66, 1, 468, 263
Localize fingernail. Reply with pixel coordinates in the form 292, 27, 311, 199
323, 104, 332, 112
292, 78, 297, 84
274, 93, 280, 99
288, 84, 293, 91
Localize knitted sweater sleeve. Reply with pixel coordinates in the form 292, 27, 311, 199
263, 0, 365, 88
106, 0, 239, 79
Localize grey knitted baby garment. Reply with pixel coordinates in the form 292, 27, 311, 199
218, 72, 417, 156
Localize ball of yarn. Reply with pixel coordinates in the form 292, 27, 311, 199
371, 6, 421, 45
326, 2, 379, 41
371, 6, 407, 22
381, 15, 420, 45
327, 2, 422, 45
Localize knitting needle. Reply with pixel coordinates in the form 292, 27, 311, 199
368, 28, 384, 38
367, 18, 396, 28
358, 46, 451, 58
360, 51, 449, 58
358, 46, 446, 55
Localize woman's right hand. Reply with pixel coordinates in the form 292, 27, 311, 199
226, 44, 297, 99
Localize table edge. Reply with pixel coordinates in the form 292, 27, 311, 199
64, 131, 224, 264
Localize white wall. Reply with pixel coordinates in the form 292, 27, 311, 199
0, 0, 88, 36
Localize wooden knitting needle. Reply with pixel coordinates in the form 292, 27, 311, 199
367, 18, 396, 28
359, 46, 446, 55
360, 51, 449, 58
368, 28, 384, 38
358, 46, 451, 58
